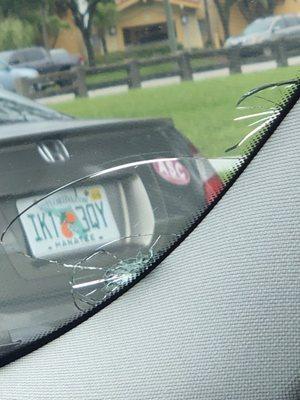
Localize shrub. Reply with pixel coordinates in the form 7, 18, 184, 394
95, 42, 184, 65
0, 18, 35, 51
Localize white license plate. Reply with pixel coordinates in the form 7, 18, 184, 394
16, 185, 120, 259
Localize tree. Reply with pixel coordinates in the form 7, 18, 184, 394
0, 0, 38, 18
41, 0, 51, 50
66, 0, 109, 66
94, 2, 118, 55
163, 0, 177, 53
38, 1, 70, 49
0, 18, 35, 50
214, 0, 237, 39
238, 0, 278, 23
0, 0, 69, 50
203, 0, 214, 47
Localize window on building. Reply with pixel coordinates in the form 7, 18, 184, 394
123, 23, 169, 46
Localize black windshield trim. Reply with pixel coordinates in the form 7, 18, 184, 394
0, 80, 299, 369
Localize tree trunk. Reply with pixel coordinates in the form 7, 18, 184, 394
237, 0, 253, 23
204, 0, 214, 47
214, 0, 231, 40
83, 29, 96, 66
100, 32, 108, 55
67, 0, 96, 66
265, 0, 276, 15
163, 0, 177, 53
41, 0, 50, 51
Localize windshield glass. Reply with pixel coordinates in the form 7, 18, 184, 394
0, 96, 68, 123
0, 0, 299, 367
243, 17, 274, 35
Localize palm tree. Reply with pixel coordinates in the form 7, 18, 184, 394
214, 0, 237, 39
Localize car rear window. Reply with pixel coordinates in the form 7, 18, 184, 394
285, 15, 300, 27
21, 49, 47, 62
243, 17, 274, 35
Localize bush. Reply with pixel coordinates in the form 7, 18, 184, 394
95, 42, 184, 65
0, 18, 35, 51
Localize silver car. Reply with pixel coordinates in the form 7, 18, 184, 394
225, 14, 300, 56
0, 60, 38, 93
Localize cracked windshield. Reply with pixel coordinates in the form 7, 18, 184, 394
0, 0, 299, 362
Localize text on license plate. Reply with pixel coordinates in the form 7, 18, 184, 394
16, 185, 120, 259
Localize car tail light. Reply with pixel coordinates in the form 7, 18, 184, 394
188, 140, 223, 204
79, 55, 84, 65
204, 174, 224, 204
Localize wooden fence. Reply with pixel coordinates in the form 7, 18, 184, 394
15, 38, 299, 100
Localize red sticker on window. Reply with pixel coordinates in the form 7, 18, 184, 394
153, 160, 191, 186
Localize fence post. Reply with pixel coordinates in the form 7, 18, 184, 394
74, 67, 88, 97
273, 40, 288, 68
128, 60, 141, 89
15, 77, 33, 98
228, 47, 242, 74
177, 52, 193, 81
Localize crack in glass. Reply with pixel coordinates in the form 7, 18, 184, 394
0, 79, 298, 364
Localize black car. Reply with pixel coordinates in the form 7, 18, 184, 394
0, 88, 223, 358
50, 48, 84, 70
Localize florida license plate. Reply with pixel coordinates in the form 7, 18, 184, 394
16, 185, 120, 259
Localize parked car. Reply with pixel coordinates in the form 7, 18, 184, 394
50, 48, 84, 70
0, 88, 223, 360
225, 14, 300, 56
0, 47, 83, 76
0, 47, 57, 75
0, 60, 38, 92
0, 47, 84, 89
50, 48, 84, 86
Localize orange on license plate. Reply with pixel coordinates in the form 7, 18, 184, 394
16, 185, 120, 259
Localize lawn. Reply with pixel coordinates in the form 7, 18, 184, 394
86, 70, 127, 86
53, 66, 299, 158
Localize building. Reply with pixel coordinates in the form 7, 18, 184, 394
54, 9, 87, 57
106, 0, 204, 51
54, 0, 300, 58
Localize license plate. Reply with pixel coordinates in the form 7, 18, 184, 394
16, 185, 120, 259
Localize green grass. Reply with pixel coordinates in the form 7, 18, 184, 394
86, 70, 128, 86
53, 66, 299, 158
191, 56, 227, 70
139, 62, 178, 77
